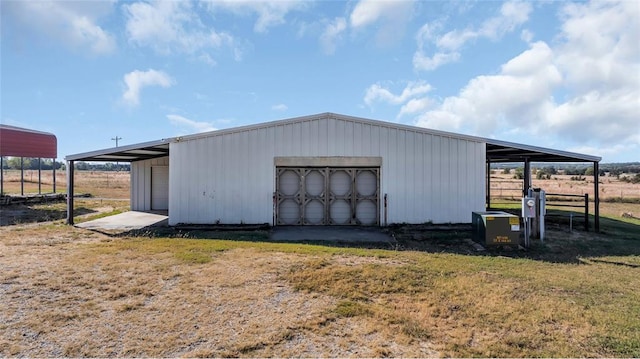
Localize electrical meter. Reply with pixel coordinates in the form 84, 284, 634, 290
522, 197, 536, 218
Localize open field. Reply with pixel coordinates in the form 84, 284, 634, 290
1, 170, 640, 357
489, 172, 640, 201
1, 170, 129, 199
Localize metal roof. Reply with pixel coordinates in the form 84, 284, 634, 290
176, 112, 486, 144
0, 124, 58, 158
64, 113, 600, 164
65, 139, 170, 162
486, 138, 601, 163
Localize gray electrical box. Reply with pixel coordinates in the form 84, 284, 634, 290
472, 211, 521, 246
522, 197, 536, 218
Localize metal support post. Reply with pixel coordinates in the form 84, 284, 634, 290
539, 190, 546, 243
523, 159, 531, 197
38, 158, 42, 194
585, 193, 589, 232
20, 157, 24, 196
594, 161, 600, 233
67, 161, 75, 225
486, 160, 491, 209
53, 158, 56, 193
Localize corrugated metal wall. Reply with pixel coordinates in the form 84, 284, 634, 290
131, 156, 169, 211
0, 125, 57, 158
169, 116, 485, 225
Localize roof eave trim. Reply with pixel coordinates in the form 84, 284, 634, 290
65, 139, 172, 161
486, 138, 601, 162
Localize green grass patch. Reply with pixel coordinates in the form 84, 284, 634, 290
333, 300, 371, 318
173, 250, 214, 264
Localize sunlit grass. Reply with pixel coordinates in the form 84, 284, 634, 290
284, 249, 640, 357
66, 234, 639, 357
2, 227, 639, 357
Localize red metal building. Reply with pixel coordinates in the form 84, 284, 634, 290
0, 125, 57, 158
0, 124, 58, 197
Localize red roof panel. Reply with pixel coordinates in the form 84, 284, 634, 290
0, 125, 57, 158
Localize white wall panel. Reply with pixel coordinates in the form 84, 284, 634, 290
168, 115, 485, 226
131, 156, 169, 211
151, 166, 169, 210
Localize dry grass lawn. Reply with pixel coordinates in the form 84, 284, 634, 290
0, 225, 439, 357
1, 221, 639, 357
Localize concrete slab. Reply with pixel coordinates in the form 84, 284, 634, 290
270, 226, 395, 245
76, 211, 168, 230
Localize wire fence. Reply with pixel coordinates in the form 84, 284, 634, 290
488, 179, 591, 230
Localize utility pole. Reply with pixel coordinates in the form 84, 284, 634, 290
111, 136, 122, 172
111, 136, 122, 147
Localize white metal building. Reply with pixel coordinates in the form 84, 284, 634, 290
66, 113, 601, 228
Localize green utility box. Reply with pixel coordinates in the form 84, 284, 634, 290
472, 211, 521, 246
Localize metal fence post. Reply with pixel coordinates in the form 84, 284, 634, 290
584, 193, 589, 232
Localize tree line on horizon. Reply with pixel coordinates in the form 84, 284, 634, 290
2, 156, 638, 174
0, 157, 130, 172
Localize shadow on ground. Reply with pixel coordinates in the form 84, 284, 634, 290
95, 213, 640, 265
0, 204, 96, 226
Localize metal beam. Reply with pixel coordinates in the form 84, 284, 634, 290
20, 157, 24, 196
66, 161, 74, 225
53, 158, 56, 193
38, 158, 42, 194
486, 159, 491, 209
523, 159, 531, 197
594, 161, 600, 233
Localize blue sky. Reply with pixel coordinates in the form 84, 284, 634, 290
1, 0, 639, 163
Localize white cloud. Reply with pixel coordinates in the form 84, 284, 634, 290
568, 143, 638, 162
349, 0, 415, 47
478, 1, 532, 39
198, 53, 217, 66
2, 1, 116, 54
398, 98, 433, 118
364, 81, 432, 107
167, 114, 216, 133
206, 0, 308, 33
520, 29, 534, 43
546, 90, 640, 143
416, 41, 562, 134
555, 0, 640, 94
413, 1, 639, 156
123, 0, 237, 60
297, 1, 413, 55
351, 0, 397, 28
122, 69, 174, 106
414, 1, 532, 71
320, 17, 347, 55
271, 104, 288, 111
413, 51, 461, 71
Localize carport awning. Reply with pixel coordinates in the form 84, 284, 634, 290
65, 139, 170, 162
484, 138, 601, 233
485, 139, 601, 163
